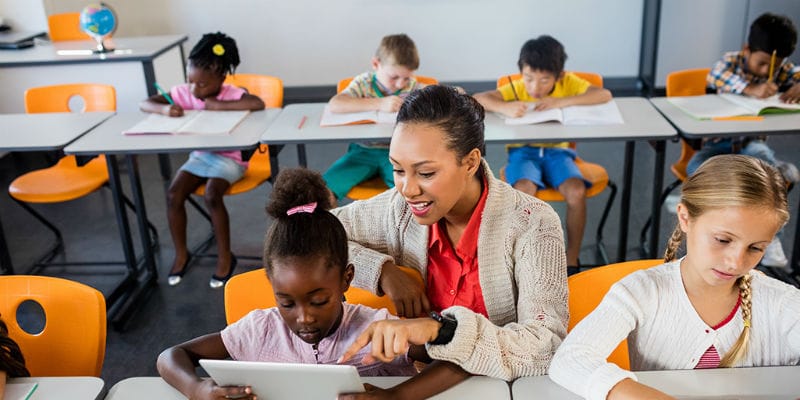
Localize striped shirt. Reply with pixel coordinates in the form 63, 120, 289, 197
707, 51, 800, 94
695, 296, 741, 369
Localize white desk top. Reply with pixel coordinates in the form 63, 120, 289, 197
8, 376, 104, 400
261, 103, 394, 144
0, 35, 187, 67
259, 98, 676, 146
104, 375, 510, 400
483, 97, 677, 143
650, 97, 800, 138
65, 109, 281, 155
512, 366, 800, 399
0, 112, 114, 151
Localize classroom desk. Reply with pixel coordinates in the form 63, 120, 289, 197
512, 365, 800, 399
0, 34, 188, 180
104, 375, 510, 400
0, 112, 115, 276
261, 99, 677, 262
0, 35, 187, 114
8, 376, 105, 400
651, 96, 800, 276
64, 110, 280, 328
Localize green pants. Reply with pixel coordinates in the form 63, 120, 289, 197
323, 143, 394, 199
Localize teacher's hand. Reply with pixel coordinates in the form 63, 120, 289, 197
379, 263, 429, 318
338, 318, 440, 365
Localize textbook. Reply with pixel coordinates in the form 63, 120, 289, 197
3, 382, 38, 400
667, 94, 800, 120
504, 100, 624, 126
319, 105, 397, 126
123, 110, 250, 135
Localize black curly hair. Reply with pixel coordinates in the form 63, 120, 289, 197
0, 317, 29, 378
263, 168, 348, 276
188, 32, 240, 77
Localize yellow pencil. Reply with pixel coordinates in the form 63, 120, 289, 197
768, 49, 777, 82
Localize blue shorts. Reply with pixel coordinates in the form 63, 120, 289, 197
505, 146, 590, 189
179, 151, 245, 184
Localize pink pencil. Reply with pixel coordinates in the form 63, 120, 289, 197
297, 115, 307, 129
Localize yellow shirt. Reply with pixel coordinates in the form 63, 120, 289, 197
498, 72, 591, 149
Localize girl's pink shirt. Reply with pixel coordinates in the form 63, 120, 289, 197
220, 303, 417, 376
170, 83, 248, 167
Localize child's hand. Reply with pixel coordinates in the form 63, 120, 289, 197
164, 104, 184, 117
533, 97, 564, 111
379, 96, 404, 113
337, 318, 440, 364
744, 82, 778, 98
502, 101, 528, 118
190, 380, 255, 400
779, 83, 800, 103
203, 97, 223, 111
338, 383, 398, 400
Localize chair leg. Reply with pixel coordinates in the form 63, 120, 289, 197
595, 180, 618, 265
12, 199, 64, 267
639, 179, 682, 258
187, 196, 212, 223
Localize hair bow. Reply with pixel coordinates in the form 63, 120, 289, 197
286, 202, 317, 216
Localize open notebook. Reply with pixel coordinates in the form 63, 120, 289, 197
123, 110, 250, 135
199, 359, 364, 398
3, 382, 38, 400
504, 100, 624, 126
667, 94, 800, 120
320, 105, 397, 126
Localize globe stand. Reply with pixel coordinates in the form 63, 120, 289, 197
91, 35, 115, 54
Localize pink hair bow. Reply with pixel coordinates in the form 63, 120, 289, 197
286, 202, 317, 216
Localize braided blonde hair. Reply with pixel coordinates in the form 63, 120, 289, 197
663, 154, 789, 366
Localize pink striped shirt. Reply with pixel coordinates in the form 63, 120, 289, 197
695, 296, 742, 369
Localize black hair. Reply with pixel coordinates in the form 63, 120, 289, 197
396, 85, 485, 159
0, 317, 29, 378
749, 13, 797, 58
517, 35, 567, 75
263, 168, 348, 276
188, 32, 240, 77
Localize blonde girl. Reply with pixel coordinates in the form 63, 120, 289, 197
549, 154, 800, 400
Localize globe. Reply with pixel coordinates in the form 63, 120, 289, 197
79, 3, 117, 52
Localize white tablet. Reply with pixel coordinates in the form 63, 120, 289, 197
199, 359, 365, 399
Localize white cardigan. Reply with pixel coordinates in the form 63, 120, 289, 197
332, 161, 569, 380
548, 260, 800, 400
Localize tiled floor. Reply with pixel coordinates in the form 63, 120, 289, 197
1, 110, 798, 389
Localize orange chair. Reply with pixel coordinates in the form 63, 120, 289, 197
497, 72, 617, 264
568, 259, 663, 370
0, 275, 106, 376
9, 84, 155, 270
639, 68, 710, 253
47, 13, 90, 42
224, 266, 423, 324
335, 76, 439, 201
187, 74, 283, 261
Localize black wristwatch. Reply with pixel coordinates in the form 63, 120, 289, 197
429, 311, 458, 345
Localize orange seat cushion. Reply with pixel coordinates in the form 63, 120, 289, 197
346, 177, 390, 200
499, 158, 609, 202
9, 155, 108, 203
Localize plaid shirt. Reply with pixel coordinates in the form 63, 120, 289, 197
707, 51, 800, 94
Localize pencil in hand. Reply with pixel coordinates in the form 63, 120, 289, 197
768, 49, 777, 82
154, 82, 175, 105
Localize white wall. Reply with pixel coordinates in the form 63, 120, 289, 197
34, 0, 644, 86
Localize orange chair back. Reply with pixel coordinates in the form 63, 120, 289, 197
224, 74, 284, 108
47, 13, 90, 42
665, 68, 709, 180
666, 68, 711, 97
0, 275, 106, 376
25, 84, 116, 113
224, 267, 423, 324
337, 75, 439, 94
568, 259, 663, 370
497, 71, 604, 90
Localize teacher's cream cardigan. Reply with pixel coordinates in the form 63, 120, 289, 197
332, 160, 568, 380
